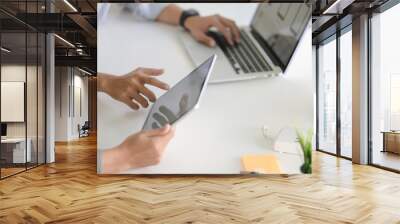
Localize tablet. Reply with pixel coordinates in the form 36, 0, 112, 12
142, 54, 217, 130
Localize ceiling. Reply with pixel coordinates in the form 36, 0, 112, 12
0, 0, 97, 72
1, 0, 395, 70
312, 0, 391, 44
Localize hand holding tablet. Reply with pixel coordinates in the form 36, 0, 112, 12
142, 55, 217, 130
100, 55, 216, 173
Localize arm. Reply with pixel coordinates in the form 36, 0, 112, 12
155, 4, 240, 47
156, 4, 182, 26
97, 73, 114, 93
101, 125, 175, 173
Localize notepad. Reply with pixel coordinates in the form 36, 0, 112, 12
241, 154, 281, 174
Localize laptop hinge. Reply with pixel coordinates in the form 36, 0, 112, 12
250, 28, 284, 71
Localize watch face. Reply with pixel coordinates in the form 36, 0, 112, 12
186, 9, 199, 15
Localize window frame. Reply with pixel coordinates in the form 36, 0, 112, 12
0, 0, 48, 180
367, 0, 400, 173
315, 24, 352, 160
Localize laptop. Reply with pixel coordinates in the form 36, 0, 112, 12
180, 3, 311, 83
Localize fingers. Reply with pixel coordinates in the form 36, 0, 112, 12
152, 126, 175, 153
122, 68, 170, 110
143, 77, 170, 90
131, 93, 149, 108
193, 30, 216, 47
210, 15, 234, 45
155, 126, 175, 144
136, 67, 164, 76
138, 85, 157, 102
134, 69, 169, 90
143, 124, 171, 137
122, 97, 140, 110
219, 17, 240, 43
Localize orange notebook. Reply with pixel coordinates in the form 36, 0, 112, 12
241, 154, 281, 174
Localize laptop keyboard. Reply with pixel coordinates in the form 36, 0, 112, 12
207, 29, 272, 74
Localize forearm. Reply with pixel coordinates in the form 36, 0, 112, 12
101, 145, 130, 173
156, 4, 182, 26
97, 73, 113, 93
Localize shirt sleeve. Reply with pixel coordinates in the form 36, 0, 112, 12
125, 3, 169, 21
98, 3, 111, 24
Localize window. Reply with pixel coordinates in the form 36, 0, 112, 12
317, 37, 337, 154
0, 1, 46, 179
370, 2, 400, 171
339, 29, 352, 158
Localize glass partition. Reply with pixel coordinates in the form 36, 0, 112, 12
1, 30, 28, 177
317, 37, 337, 154
27, 31, 38, 169
0, 1, 46, 179
339, 29, 352, 158
38, 32, 45, 165
370, 3, 400, 171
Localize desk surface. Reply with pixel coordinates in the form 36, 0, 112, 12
381, 131, 400, 134
1, 138, 26, 144
97, 3, 313, 174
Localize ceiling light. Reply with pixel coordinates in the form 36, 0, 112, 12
63, 0, 78, 12
323, 0, 342, 14
78, 67, 93, 76
323, 0, 354, 15
1, 47, 11, 53
54, 34, 75, 48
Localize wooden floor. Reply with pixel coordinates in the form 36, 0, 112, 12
373, 151, 400, 171
1, 135, 400, 224
1, 167, 26, 178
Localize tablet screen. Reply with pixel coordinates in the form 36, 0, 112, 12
142, 55, 216, 130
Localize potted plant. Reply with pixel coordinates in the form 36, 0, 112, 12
296, 129, 313, 174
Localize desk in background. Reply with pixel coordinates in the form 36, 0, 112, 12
382, 131, 400, 154
1, 138, 32, 165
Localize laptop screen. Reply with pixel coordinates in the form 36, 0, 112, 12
251, 3, 311, 72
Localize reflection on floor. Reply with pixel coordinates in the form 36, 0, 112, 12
0, 135, 400, 223
341, 147, 352, 158
0, 162, 42, 179
373, 151, 400, 171
0, 167, 25, 178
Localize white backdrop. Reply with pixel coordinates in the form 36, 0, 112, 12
98, 3, 314, 174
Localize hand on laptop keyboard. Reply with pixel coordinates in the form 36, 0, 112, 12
184, 15, 240, 47
206, 30, 273, 74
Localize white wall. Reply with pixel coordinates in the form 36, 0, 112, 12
1, 65, 38, 138
72, 73, 89, 138
54, 67, 89, 141
55, 67, 69, 141
1, 64, 46, 163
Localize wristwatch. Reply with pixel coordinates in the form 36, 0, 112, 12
179, 9, 200, 30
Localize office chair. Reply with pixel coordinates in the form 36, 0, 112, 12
79, 121, 90, 138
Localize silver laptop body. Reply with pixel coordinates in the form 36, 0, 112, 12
180, 3, 311, 83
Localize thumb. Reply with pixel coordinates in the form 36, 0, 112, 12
143, 124, 171, 137
192, 31, 216, 47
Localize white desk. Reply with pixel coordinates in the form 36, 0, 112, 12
98, 4, 313, 174
1, 138, 31, 163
